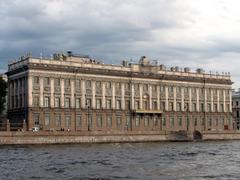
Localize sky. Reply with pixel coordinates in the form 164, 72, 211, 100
1, 0, 240, 89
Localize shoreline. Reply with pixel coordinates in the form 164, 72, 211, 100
0, 130, 239, 145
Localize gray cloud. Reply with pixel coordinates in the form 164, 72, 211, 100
0, 0, 240, 88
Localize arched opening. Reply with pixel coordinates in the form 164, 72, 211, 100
193, 130, 202, 140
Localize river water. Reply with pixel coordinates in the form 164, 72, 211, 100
0, 141, 240, 180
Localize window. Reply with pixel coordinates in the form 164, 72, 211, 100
152, 85, 157, 91
33, 76, 39, 84
86, 99, 91, 107
200, 103, 204, 112
76, 80, 81, 90
87, 115, 92, 127
236, 101, 239, 106
96, 81, 101, 88
144, 101, 148, 110
86, 80, 91, 88
116, 116, 122, 127
97, 116, 103, 127
220, 104, 224, 112
116, 100, 121, 109
55, 78, 60, 86
106, 100, 111, 109
135, 116, 140, 127
208, 118, 212, 126
143, 84, 148, 91
208, 104, 211, 112
76, 116, 81, 127
144, 117, 149, 126
170, 116, 174, 127
184, 87, 188, 93
33, 96, 39, 107
177, 102, 181, 111
214, 104, 218, 112
135, 101, 140, 109
65, 97, 71, 108
65, 79, 70, 87
125, 100, 130, 110
168, 86, 173, 93
55, 97, 60, 108
33, 114, 40, 125
76, 98, 81, 108
184, 103, 189, 111
201, 118, 205, 126
106, 82, 111, 89
162, 114, 166, 126
65, 116, 71, 127
215, 118, 218, 126
96, 99, 102, 109
44, 97, 50, 107
153, 101, 157, 110
126, 116, 131, 126
178, 116, 182, 126
107, 116, 112, 127
44, 77, 50, 85
134, 84, 139, 90
194, 118, 197, 126
160, 86, 165, 92
169, 102, 174, 111
125, 83, 130, 91
55, 115, 61, 126
177, 87, 181, 93
116, 82, 121, 89
161, 101, 165, 111
45, 114, 50, 126
192, 103, 196, 112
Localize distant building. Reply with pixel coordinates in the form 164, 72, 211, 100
0, 74, 7, 116
6, 52, 233, 132
232, 90, 240, 129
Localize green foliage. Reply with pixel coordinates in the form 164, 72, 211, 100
0, 78, 7, 114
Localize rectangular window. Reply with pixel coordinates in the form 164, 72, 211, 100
106, 82, 111, 89
55, 97, 60, 108
170, 116, 174, 127
135, 116, 140, 127
87, 115, 92, 127
194, 118, 197, 126
55, 78, 60, 86
214, 104, 218, 112
86, 80, 91, 88
135, 101, 140, 109
126, 116, 131, 126
153, 101, 157, 110
116, 116, 122, 127
144, 117, 149, 126
76, 116, 81, 127
215, 118, 218, 126
200, 103, 204, 112
76, 98, 81, 108
76, 80, 81, 90
96, 99, 102, 109
208, 118, 212, 127
208, 103, 211, 112
97, 116, 103, 127
107, 116, 112, 127
33, 76, 39, 84
65, 116, 71, 127
161, 101, 165, 111
116, 82, 121, 89
220, 104, 224, 112
96, 81, 101, 88
125, 100, 131, 110
177, 102, 181, 111
65, 79, 70, 87
106, 99, 111, 109
134, 84, 139, 90
33, 96, 39, 107
178, 116, 182, 126
33, 114, 40, 125
45, 114, 50, 126
116, 100, 121, 109
143, 84, 148, 91
55, 115, 61, 127
125, 83, 130, 91
44, 97, 50, 107
86, 98, 91, 107
169, 102, 174, 111
152, 85, 157, 91
65, 97, 71, 108
44, 77, 50, 85
162, 115, 166, 126
192, 103, 196, 112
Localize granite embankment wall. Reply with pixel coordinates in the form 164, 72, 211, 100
0, 131, 239, 145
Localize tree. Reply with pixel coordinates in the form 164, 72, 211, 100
0, 77, 7, 115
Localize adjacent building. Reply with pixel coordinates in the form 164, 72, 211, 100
232, 90, 240, 129
6, 52, 233, 132
0, 74, 7, 117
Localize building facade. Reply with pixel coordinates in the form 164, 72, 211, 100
0, 74, 7, 117
6, 53, 233, 132
232, 90, 240, 129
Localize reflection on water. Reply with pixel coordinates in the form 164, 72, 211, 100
0, 141, 240, 180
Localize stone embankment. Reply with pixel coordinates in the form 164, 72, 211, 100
0, 130, 239, 145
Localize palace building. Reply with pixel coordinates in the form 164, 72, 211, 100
6, 52, 233, 132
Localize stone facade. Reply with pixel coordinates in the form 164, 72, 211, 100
232, 90, 240, 129
6, 53, 233, 133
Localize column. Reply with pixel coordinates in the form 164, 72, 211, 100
131, 84, 135, 109
204, 89, 207, 112
196, 88, 199, 112
165, 86, 168, 111
17, 79, 21, 108
28, 76, 33, 107
211, 89, 214, 111
189, 88, 192, 112
81, 80, 86, 108
217, 89, 220, 112
112, 82, 115, 109
39, 77, 44, 107
8, 81, 12, 109
229, 90, 232, 113
102, 82, 106, 108
149, 85, 152, 110
181, 87, 184, 111
223, 90, 226, 112
22, 78, 25, 108
50, 78, 54, 107
71, 79, 75, 108
121, 83, 125, 110
60, 78, 65, 108
173, 86, 176, 111
157, 85, 160, 110
92, 81, 96, 109
13, 80, 16, 108
140, 84, 143, 109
